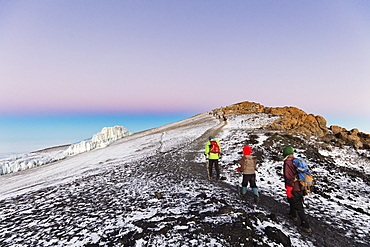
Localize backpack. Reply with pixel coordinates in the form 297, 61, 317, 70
209, 140, 220, 153
292, 158, 314, 194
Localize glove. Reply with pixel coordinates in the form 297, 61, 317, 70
285, 186, 293, 198
236, 167, 241, 172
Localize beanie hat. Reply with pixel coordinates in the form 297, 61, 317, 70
209, 136, 214, 140
243, 145, 252, 155
283, 146, 294, 157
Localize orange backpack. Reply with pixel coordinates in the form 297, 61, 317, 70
210, 141, 220, 153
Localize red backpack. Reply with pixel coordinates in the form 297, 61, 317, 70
210, 140, 220, 153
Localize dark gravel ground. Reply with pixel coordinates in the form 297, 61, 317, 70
0, 119, 368, 247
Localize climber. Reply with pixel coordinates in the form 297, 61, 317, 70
238, 145, 259, 204
204, 136, 221, 180
283, 145, 312, 233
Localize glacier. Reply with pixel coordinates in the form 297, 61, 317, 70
64, 126, 132, 155
0, 126, 131, 175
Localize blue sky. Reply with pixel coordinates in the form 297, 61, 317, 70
0, 1, 370, 155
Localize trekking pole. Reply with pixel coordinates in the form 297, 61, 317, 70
235, 166, 242, 195
205, 156, 211, 180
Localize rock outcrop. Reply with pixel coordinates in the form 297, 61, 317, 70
215, 101, 370, 150
215, 101, 328, 137
328, 126, 370, 149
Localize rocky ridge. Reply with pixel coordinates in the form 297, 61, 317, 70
215, 101, 370, 150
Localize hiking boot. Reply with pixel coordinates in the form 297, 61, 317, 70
254, 195, 260, 204
300, 222, 312, 233
290, 215, 299, 222
287, 214, 298, 222
300, 226, 312, 233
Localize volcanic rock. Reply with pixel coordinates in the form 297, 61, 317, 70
330, 126, 370, 149
265, 226, 292, 247
215, 101, 328, 137
215, 101, 370, 150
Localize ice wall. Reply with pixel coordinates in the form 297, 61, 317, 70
0, 126, 131, 175
64, 126, 131, 155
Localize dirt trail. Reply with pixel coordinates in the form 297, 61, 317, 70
195, 118, 228, 149
182, 118, 227, 179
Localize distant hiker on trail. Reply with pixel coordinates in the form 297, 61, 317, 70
238, 145, 259, 204
221, 113, 228, 121
283, 146, 312, 233
204, 136, 221, 181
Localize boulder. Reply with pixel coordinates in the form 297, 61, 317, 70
265, 226, 291, 247
218, 205, 233, 214
330, 125, 347, 134
154, 192, 163, 199
331, 126, 370, 149
265, 112, 328, 137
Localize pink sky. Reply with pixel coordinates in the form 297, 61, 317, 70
1, 1, 370, 132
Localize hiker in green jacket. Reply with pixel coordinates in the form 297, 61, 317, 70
204, 136, 221, 180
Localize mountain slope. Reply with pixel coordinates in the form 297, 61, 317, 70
0, 104, 369, 246
0, 126, 132, 176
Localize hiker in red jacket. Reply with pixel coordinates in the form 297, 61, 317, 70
283, 146, 312, 233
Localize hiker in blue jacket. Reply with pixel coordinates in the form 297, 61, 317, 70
283, 146, 312, 233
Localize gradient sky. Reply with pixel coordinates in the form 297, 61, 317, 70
1, 1, 370, 134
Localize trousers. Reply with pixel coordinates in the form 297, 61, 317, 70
242, 174, 257, 188
208, 159, 220, 179
288, 190, 310, 228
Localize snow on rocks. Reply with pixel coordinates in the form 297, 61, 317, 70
0, 112, 369, 246
204, 113, 369, 246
